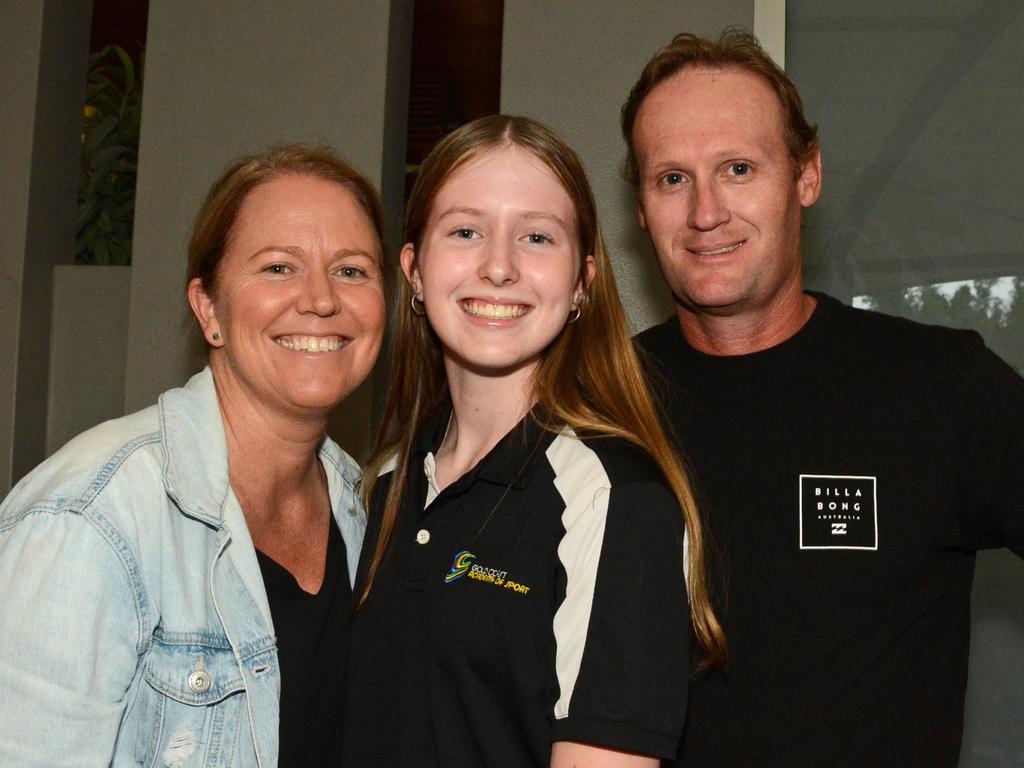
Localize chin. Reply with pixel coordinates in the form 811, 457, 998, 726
678, 278, 756, 311
281, 381, 358, 414
446, 346, 544, 379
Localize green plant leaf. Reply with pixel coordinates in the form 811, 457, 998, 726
114, 46, 135, 92
82, 115, 119, 153
77, 42, 143, 266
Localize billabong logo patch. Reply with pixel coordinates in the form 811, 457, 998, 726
799, 474, 878, 550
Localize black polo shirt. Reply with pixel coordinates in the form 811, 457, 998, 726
344, 410, 690, 767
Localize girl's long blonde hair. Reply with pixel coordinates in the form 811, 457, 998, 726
362, 115, 726, 669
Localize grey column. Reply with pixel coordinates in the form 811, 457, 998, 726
0, 0, 93, 492
124, 0, 412, 461
500, 0, 754, 333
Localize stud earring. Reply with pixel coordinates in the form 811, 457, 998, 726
212, 331, 222, 342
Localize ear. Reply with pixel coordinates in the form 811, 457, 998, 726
400, 242, 422, 297
797, 147, 823, 208
573, 254, 597, 306
187, 277, 223, 347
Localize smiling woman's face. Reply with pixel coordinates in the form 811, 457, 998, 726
402, 146, 594, 382
189, 172, 386, 420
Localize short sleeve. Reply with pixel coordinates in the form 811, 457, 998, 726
549, 479, 689, 760
955, 335, 1024, 558
0, 508, 141, 766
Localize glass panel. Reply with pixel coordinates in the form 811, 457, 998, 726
854, 277, 1023, 373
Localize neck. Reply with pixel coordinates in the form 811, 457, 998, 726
678, 288, 816, 356
210, 362, 328, 519
434, 359, 536, 489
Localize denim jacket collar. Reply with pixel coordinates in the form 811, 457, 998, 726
159, 367, 365, 588
159, 367, 232, 529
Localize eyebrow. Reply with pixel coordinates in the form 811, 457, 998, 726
520, 210, 569, 229
434, 206, 484, 220
434, 206, 570, 229
247, 245, 377, 261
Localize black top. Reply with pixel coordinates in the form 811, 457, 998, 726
636, 292, 1024, 767
257, 518, 350, 768
344, 410, 690, 767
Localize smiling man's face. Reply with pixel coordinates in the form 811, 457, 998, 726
633, 66, 821, 324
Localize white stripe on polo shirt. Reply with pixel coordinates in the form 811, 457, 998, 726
547, 429, 611, 720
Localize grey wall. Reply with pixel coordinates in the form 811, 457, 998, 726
0, 1, 42, 494
0, 0, 92, 492
123, 0, 412, 462
46, 266, 131, 455
500, 0, 755, 334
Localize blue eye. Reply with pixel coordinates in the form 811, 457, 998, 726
265, 263, 290, 274
662, 172, 685, 186
453, 228, 476, 239
340, 266, 366, 279
526, 233, 551, 245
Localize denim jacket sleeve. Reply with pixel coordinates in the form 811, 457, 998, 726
0, 505, 143, 766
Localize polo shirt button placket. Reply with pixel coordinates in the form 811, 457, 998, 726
416, 529, 430, 544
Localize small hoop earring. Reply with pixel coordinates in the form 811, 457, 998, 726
411, 296, 426, 317
567, 306, 581, 324
211, 331, 222, 342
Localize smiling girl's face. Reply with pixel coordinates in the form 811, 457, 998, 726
402, 146, 594, 382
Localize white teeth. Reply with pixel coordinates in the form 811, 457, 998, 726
693, 243, 743, 256
462, 300, 528, 319
275, 335, 346, 352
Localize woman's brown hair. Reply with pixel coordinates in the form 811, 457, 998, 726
187, 144, 387, 302
362, 115, 726, 669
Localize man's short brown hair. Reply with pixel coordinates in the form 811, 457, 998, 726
621, 28, 819, 184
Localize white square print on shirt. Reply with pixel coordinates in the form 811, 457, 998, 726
799, 474, 878, 550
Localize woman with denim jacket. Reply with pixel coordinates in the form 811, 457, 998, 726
0, 146, 386, 767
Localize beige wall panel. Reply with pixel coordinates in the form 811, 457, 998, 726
125, 0, 411, 462
500, 0, 754, 333
46, 266, 131, 455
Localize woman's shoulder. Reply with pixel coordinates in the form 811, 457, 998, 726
1, 404, 164, 528
545, 429, 666, 490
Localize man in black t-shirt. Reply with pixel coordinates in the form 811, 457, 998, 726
621, 30, 1024, 767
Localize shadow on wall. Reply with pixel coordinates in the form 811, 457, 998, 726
613, 177, 674, 334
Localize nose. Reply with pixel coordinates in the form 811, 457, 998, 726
478, 237, 518, 285
687, 178, 730, 231
297, 268, 341, 316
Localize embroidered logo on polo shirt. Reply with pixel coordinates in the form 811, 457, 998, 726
799, 474, 878, 550
444, 549, 532, 594
445, 550, 476, 583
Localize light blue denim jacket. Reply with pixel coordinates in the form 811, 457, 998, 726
0, 368, 365, 767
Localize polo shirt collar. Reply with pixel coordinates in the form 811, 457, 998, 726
414, 402, 555, 491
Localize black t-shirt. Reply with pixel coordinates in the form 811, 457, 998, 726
636, 292, 1024, 767
344, 411, 690, 767
257, 518, 350, 768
